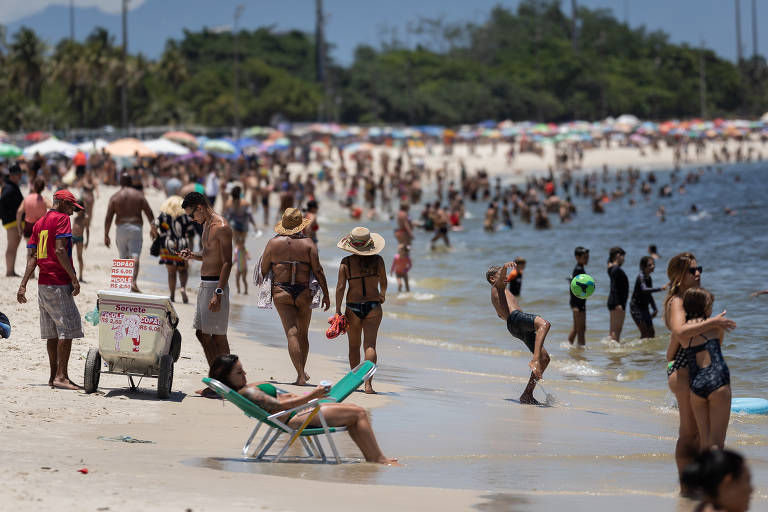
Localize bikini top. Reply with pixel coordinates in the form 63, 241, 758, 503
343, 256, 379, 296
271, 235, 311, 285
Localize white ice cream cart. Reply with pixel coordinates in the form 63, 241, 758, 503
84, 290, 181, 399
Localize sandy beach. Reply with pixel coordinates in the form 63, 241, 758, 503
1, 142, 767, 512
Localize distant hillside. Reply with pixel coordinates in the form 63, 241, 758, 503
0, 0, 766, 130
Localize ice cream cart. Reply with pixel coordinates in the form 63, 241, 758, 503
84, 290, 181, 399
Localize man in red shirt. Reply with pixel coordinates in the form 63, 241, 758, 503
17, 189, 84, 390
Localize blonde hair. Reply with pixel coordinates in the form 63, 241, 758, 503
160, 195, 185, 218
663, 252, 696, 328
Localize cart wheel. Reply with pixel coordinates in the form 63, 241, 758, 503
170, 329, 181, 363
83, 347, 101, 394
157, 354, 173, 399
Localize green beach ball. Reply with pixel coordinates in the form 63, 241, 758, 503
571, 274, 595, 299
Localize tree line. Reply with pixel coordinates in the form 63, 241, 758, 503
0, 0, 766, 132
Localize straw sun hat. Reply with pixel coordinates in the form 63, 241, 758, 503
337, 226, 385, 256
275, 207, 311, 235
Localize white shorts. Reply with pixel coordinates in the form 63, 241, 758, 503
116, 223, 143, 259
193, 281, 230, 335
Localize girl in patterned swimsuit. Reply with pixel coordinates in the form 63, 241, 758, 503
682, 288, 731, 452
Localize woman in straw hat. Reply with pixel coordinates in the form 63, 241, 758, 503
335, 227, 387, 394
154, 195, 195, 303
260, 208, 330, 385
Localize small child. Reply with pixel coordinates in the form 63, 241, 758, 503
568, 246, 589, 345
71, 200, 89, 283
488, 262, 551, 405
682, 288, 731, 451
390, 244, 412, 292
233, 240, 251, 295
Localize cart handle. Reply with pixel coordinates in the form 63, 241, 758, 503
166, 311, 179, 329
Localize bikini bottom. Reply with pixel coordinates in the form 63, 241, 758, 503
274, 282, 308, 301
346, 301, 380, 320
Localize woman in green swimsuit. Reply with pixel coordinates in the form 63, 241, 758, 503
209, 354, 398, 465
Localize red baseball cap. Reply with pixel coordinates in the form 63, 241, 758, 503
53, 189, 84, 210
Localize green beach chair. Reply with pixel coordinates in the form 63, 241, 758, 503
202, 361, 376, 463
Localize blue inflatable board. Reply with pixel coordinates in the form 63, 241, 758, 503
731, 397, 768, 415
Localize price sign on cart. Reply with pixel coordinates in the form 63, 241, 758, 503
110, 259, 135, 290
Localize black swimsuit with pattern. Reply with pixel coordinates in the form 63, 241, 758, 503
685, 334, 730, 399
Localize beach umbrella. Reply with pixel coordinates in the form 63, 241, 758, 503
344, 142, 374, 153
236, 138, 260, 151
310, 141, 328, 153
23, 138, 78, 158
162, 131, 198, 147
24, 131, 50, 142
203, 139, 237, 154
105, 138, 156, 157
243, 126, 274, 138
0, 143, 23, 158
76, 139, 109, 152
144, 138, 191, 156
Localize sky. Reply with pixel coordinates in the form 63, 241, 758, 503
1, 0, 766, 64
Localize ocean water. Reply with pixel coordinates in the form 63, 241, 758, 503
170, 163, 768, 504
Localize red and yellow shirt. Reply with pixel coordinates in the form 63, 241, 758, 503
27, 210, 73, 286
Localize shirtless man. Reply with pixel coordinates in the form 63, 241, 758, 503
180, 192, 233, 368
430, 201, 451, 249
488, 262, 551, 405
104, 173, 156, 292
394, 202, 413, 246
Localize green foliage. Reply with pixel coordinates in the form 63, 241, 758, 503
0, 0, 765, 131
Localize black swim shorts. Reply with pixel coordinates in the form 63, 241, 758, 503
506, 310, 537, 353
570, 295, 586, 312
630, 306, 652, 327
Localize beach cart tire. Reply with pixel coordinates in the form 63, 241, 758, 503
170, 329, 181, 363
157, 354, 173, 399
84, 347, 101, 394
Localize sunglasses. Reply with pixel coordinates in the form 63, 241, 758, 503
688, 266, 703, 275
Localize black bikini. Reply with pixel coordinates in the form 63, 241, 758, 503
344, 256, 381, 320
273, 260, 309, 300
271, 236, 311, 302
685, 334, 730, 399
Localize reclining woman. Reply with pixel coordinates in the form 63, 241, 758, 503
210, 354, 398, 465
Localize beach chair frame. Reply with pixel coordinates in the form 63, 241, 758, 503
202, 377, 349, 463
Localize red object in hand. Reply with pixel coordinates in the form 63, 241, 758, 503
326, 314, 348, 339
505, 268, 519, 283
78, 468, 88, 474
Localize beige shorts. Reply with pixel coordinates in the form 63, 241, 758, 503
38, 284, 84, 339
193, 281, 229, 335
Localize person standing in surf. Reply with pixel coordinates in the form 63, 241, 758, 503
606, 246, 628, 342
629, 256, 667, 338
488, 261, 551, 405
663, 252, 736, 495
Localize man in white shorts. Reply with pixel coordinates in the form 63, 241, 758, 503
104, 173, 156, 292
180, 192, 233, 369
